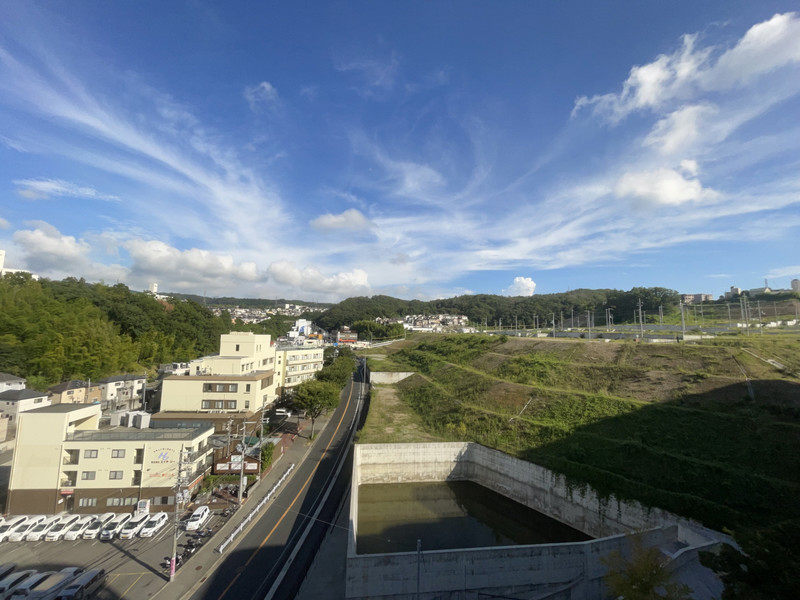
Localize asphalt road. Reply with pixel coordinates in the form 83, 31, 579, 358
187, 363, 365, 600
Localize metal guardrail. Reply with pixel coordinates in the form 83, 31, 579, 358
215, 463, 295, 554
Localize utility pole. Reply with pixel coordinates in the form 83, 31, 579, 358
727, 303, 732, 329
560, 311, 564, 330
658, 305, 663, 325
587, 311, 592, 340
638, 298, 644, 339
170, 445, 188, 582
680, 301, 686, 339
551, 313, 556, 339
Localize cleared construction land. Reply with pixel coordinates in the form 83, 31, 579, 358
358, 334, 800, 536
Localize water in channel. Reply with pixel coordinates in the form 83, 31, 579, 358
357, 480, 592, 554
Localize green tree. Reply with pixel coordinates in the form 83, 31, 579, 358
602, 535, 692, 600
260, 442, 275, 471
293, 380, 340, 438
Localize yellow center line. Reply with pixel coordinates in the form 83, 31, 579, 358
215, 380, 356, 600
119, 573, 146, 599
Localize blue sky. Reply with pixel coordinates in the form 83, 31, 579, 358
1, 2, 799, 301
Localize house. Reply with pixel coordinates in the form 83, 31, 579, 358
6, 403, 214, 515
0, 373, 26, 393
0, 388, 51, 422
48, 380, 102, 405
97, 374, 146, 413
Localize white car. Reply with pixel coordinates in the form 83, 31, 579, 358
24, 515, 62, 541
0, 516, 28, 543
44, 515, 81, 541
81, 513, 115, 540
99, 514, 132, 541
184, 506, 210, 531
63, 517, 94, 541
118, 514, 148, 540
6, 515, 46, 542
138, 512, 169, 537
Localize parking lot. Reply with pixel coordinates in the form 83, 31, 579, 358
0, 510, 229, 600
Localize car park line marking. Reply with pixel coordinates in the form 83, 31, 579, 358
119, 573, 146, 598
214, 381, 355, 600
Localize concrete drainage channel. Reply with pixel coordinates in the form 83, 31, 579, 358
215, 463, 296, 554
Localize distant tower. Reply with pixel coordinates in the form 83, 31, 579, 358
148, 282, 158, 294
0, 249, 5, 274
792, 279, 800, 292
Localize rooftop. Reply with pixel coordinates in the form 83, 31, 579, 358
0, 388, 47, 401
67, 425, 213, 442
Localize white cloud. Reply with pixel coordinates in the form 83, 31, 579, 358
502, 277, 537, 296
268, 260, 370, 297
334, 53, 399, 96
310, 208, 372, 231
643, 104, 717, 155
705, 12, 800, 90
765, 265, 800, 279
615, 168, 719, 205
124, 239, 260, 282
0, 217, 10, 230
244, 81, 279, 112
13, 178, 120, 202
679, 159, 699, 177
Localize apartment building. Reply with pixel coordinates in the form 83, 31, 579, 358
7, 403, 213, 515
158, 332, 277, 420
274, 344, 324, 396
97, 374, 146, 412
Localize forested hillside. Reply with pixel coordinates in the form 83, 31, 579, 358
315, 288, 681, 330
0, 274, 290, 390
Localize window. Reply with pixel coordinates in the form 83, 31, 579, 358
225, 400, 237, 410
81, 471, 96, 480
203, 383, 213, 392
78, 498, 97, 507
245, 401, 250, 409
109, 471, 123, 480
84, 449, 98, 459
134, 449, 144, 464
34, 398, 43, 404
216, 384, 225, 392
229, 384, 238, 393
246, 384, 251, 393
152, 496, 174, 506
111, 449, 125, 458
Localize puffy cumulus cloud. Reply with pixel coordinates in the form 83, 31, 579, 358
574, 13, 800, 123
268, 260, 370, 297
310, 208, 372, 231
615, 168, 719, 206
244, 81, 279, 112
13, 221, 91, 268
503, 276, 537, 297
679, 159, 699, 177
13, 178, 120, 202
124, 239, 261, 282
643, 104, 717, 155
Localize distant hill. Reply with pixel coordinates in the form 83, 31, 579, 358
164, 292, 332, 310
314, 288, 681, 330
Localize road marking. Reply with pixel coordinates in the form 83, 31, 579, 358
119, 573, 146, 599
214, 380, 355, 600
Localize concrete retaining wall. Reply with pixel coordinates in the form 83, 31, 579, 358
347, 442, 730, 600
370, 372, 416, 384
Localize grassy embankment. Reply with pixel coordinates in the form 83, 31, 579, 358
358, 333, 800, 535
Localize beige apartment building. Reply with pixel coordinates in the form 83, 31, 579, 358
7, 404, 213, 515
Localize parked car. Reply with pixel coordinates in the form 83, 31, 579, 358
118, 515, 148, 540
15, 567, 80, 599
44, 516, 81, 542
185, 506, 210, 531
0, 567, 15, 585
5, 571, 53, 598
81, 513, 114, 540
99, 514, 132, 541
53, 569, 106, 600
7, 516, 47, 542
24, 516, 62, 542
62, 518, 93, 542
0, 570, 37, 600
0, 517, 29, 543
138, 513, 169, 538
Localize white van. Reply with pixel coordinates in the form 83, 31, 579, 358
185, 506, 210, 531
44, 516, 81, 542
53, 569, 106, 600
0, 517, 28, 542
7, 516, 47, 542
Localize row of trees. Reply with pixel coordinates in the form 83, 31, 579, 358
293, 347, 358, 437
314, 288, 682, 331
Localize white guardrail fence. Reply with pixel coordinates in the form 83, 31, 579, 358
216, 463, 296, 554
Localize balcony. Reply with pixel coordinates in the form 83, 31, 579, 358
62, 450, 79, 465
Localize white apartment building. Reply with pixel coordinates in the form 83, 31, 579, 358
0, 388, 51, 422
274, 343, 324, 396
7, 403, 213, 515
160, 332, 278, 416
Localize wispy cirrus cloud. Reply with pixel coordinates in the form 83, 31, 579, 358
244, 81, 279, 112
14, 178, 120, 202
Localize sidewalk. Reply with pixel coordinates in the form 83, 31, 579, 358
152, 412, 333, 600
